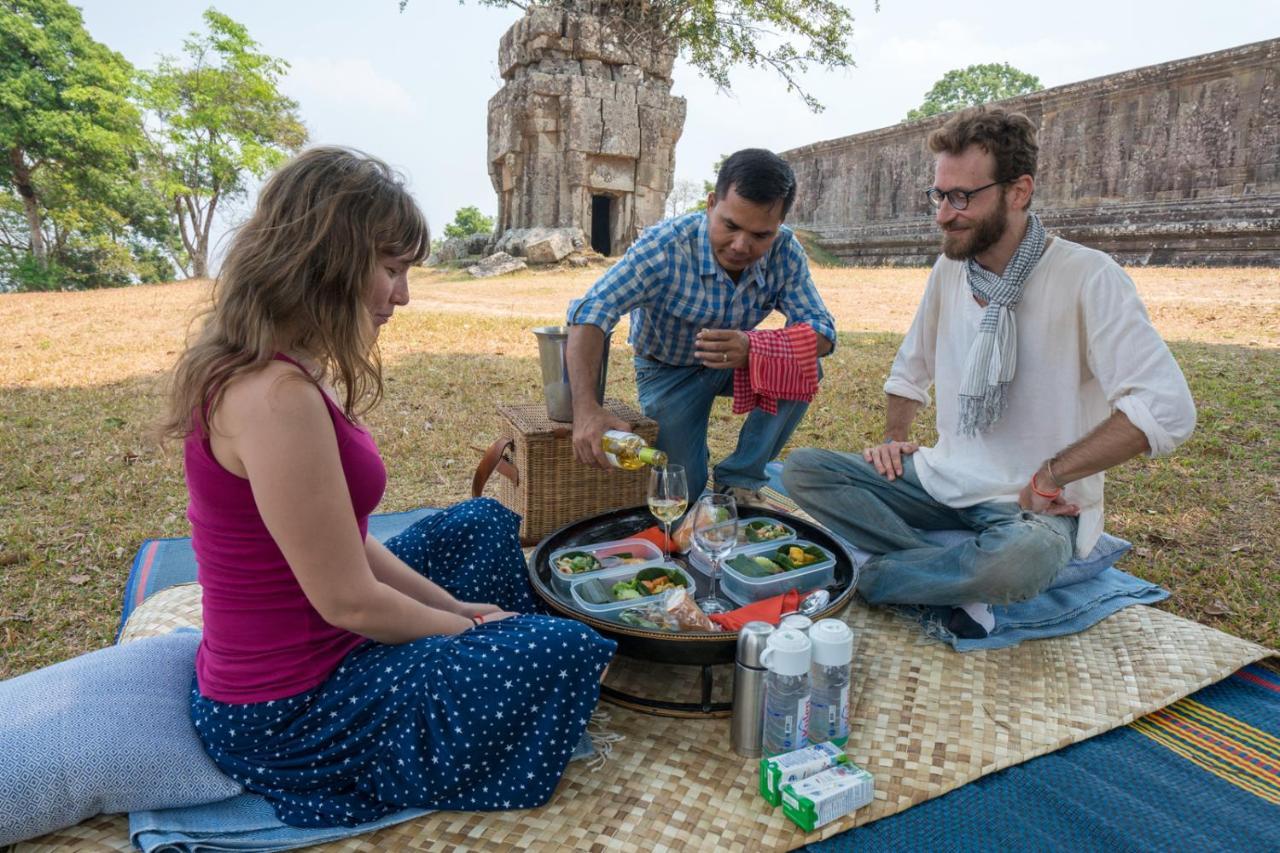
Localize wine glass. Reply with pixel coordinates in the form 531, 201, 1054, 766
692, 493, 737, 614
647, 464, 687, 561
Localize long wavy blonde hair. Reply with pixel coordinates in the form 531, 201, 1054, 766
162, 147, 429, 439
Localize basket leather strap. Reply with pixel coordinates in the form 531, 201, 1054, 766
472, 437, 518, 498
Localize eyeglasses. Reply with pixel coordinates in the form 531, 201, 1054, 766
923, 180, 1010, 210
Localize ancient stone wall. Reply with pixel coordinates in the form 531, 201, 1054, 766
487, 5, 686, 256
782, 39, 1279, 266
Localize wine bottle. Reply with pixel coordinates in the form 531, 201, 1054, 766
601, 430, 668, 470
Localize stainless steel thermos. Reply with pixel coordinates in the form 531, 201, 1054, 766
731, 621, 776, 757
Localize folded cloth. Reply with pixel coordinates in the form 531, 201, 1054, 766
709, 589, 802, 632
128, 729, 598, 853
732, 323, 819, 415
841, 530, 1159, 651
129, 795, 426, 853
914, 567, 1169, 652
633, 525, 676, 554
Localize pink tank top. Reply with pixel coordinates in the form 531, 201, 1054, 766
188, 354, 386, 703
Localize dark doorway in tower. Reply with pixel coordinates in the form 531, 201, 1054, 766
591, 195, 612, 256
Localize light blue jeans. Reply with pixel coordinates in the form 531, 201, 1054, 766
634, 356, 811, 500
782, 448, 1077, 607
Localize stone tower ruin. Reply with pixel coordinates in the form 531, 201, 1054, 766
487, 4, 686, 258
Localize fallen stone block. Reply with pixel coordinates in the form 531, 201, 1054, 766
467, 252, 528, 278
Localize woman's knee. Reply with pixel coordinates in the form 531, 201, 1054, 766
442, 497, 519, 534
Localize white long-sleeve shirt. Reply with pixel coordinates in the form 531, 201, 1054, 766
885, 237, 1197, 556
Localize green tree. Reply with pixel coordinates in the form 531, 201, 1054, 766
906, 62, 1042, 121
0, 0, 146, 277
443, 205, 495, 240
689, 154, 727, 213
141, 8, 306, 278
404, 1, 866, 113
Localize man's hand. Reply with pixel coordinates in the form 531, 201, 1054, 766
1017, 468, 1080, 516
694, 328, 749, 369
572, 404, 631, 468
863, 440, 919, 481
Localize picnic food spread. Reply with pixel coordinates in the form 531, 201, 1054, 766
551, 518, 839, 631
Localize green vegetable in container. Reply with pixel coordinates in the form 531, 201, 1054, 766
611, 582, 643, 600
744, 520, 791, 543
554, 551, 602, 575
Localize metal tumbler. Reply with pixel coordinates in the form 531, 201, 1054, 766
730, 621, 776, 758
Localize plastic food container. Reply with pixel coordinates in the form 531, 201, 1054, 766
687, 516, 797, 575
548, 538, 664, 599
568, 562, 695, 623
719, 539, 836, 605
738, 517, 798, 547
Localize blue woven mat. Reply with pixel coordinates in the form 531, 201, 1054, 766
804, 660, 1280, 852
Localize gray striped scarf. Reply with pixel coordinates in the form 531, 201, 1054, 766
958, 212, 1046, 436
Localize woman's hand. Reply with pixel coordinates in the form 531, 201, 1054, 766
468, 609, 519, 627
454, 601, 506, 620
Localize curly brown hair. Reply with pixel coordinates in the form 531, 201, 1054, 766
161, 147, 429, 440
928, 107, 1039, 185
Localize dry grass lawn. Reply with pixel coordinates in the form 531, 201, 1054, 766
1, 264, 1276, 676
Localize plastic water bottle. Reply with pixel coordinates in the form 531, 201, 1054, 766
808, 619, 854, 747
760, 628, 812, 756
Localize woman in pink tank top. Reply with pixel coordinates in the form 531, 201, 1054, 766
161, 147, 615, 828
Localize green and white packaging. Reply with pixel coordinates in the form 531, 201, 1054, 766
758, 741, 848, 807
781, 763, 875, 832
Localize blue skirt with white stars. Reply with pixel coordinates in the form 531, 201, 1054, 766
190, 497, 617, 828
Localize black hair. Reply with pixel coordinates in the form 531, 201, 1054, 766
714, 148, 798, 218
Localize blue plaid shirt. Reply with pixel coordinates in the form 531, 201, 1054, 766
567, 212, 836, 366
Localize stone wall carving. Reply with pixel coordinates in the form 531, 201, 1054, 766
487, 5, 686, 257
782, 39, 1279, 266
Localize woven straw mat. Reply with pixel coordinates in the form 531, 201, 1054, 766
27, 568, 1271, 853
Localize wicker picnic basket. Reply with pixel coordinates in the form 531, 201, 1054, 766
472, 398, 658, 545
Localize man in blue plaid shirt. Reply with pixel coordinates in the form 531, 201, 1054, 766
565, 149, 836, 502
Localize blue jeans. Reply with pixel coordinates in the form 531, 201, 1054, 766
782, 449, 1077, 607
635, 356, 811, 500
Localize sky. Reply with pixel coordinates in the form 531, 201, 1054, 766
78, 0, 1278, 267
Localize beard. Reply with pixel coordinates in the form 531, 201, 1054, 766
941, 196, 1008, 261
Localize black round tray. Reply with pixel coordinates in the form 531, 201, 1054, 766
528, 504, 860, 667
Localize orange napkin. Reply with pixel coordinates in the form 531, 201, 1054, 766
634, 525, 677, 554
708, 589, 803, 632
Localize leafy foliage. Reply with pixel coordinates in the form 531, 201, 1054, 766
688, 154, 727, 213
140, 8, 306, 278
906, 62, 1043, 121
442, 205, 495, 240
405, 0, 865, 112
0, 0, 175, 290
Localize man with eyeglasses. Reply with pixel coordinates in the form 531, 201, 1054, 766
784, 107, 1196, 637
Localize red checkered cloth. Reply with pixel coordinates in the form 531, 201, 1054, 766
732, 323, 820, 415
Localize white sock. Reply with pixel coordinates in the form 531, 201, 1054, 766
958, 602, 995, 632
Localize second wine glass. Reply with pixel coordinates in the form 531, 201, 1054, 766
647, 464, 687, 561
692, 493, 737, 615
